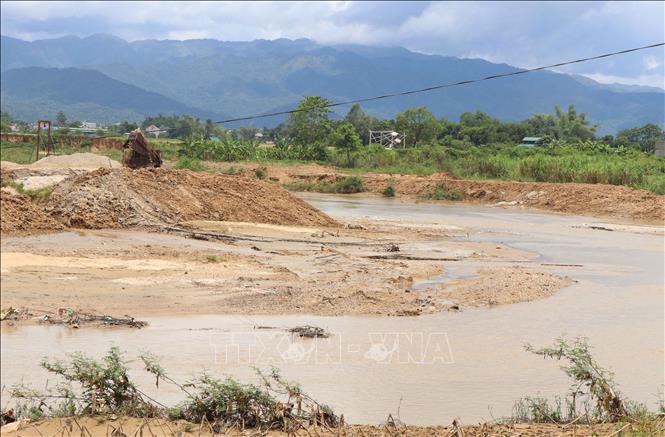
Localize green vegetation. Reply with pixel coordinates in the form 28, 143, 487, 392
175, 156, 205, 171
254, 166, 267, 179
382, 184, 396, 197
2, 100, 663, 194
1, 178, 54, 203
283, 176, 364, 194
205, 254, 223, 263
423, 183, 462, 201
9, 348, 338, 432
513, 337, 660, 426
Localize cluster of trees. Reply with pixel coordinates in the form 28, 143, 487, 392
2, 98, 663, 153
268, 97, 664, 155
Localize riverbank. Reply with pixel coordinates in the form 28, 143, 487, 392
1, 416, 640, 436
204, 161, 665, 224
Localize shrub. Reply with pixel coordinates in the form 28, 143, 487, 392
382, 185, 396, 197
333, 176, 364, 194
424, 183, 462, 201
175, 156, 205, 171
254, 166, 267, 179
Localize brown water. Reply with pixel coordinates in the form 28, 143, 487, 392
2, 195, 663, 425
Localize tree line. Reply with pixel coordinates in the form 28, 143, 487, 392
2, 97, 663, 154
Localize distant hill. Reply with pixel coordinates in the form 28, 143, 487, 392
0, 67, 222, 123
1, 34, 663, 133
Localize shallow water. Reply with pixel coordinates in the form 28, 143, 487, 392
1, 195, 663, 425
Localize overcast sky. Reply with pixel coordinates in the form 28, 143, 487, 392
1, 1, 663, 88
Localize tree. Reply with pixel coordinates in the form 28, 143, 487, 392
344, 104, 376, 144
616, 123, 664, 153
0, 111, 14, 132
56, 111, 68, 127
283, 96, 333, 160
332, 122, 361, 167
554, 105, 597, 141
458, 111, 502, 145
395, 107, 439, 146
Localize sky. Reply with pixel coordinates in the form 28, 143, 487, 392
1, 1, 664, 88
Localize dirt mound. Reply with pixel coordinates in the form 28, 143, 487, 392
46, 168, 339, 229
357, 174, 665, 223
1, 191, 65, 235
31, 153, 122, 170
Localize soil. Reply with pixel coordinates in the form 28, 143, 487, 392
0, 416, 640, 437
206, 162, 665, 224
0, 219, 569, 319
1, 153, 122, 170
0, 191, 65, 236
440, 266, 574, 307
45, 168, 339, 229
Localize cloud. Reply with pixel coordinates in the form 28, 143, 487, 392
1, 1, 663, 87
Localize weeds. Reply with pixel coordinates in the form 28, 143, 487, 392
175, 156, 205, 171
423, 183, 462, 201
0, 179, 54, 203
382, 185, 396, 197
283, 176, 364, 194
205, 254, 223, 263
254, 166, 267, 179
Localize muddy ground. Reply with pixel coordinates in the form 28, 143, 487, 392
0, 217, 571, 319
0, 416, 640, 437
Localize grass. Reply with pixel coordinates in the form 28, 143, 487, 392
423, 183, 461, 201
175, 156, 205, 171
1, 141, 123, 164
283, 176, 364, 194
4, 139, 663, 194
0, 179, 54, 203
205, 254, 224, 263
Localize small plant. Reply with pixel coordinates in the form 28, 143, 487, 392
424, 183, 461, 201
221, 166, 238, 175
205, 254, 223, 263
0, 179, 54, 203
382, 185, 396, 197
175, 156, 205, 172
333, 176, 364, 194
254, 166, 267, 179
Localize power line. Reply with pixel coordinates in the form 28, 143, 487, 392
213, 42, 665, 125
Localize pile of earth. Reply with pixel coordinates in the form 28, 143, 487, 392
30, 153, 122, 170
0, 190, 65, 235
46, 168, 339, 229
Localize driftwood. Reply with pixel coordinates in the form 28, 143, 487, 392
122, 129, 162, 169
160, 225, 390, 247
289, 325, 330, 338
0, 307, 146, 328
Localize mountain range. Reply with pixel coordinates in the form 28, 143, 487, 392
1, 34, 663, 133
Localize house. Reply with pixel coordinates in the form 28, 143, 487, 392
519, 137, 543, 147
81, 121, 97, 130
145, 125, 162, 138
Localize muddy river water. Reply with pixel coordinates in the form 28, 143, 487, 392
1, 194, 663, 425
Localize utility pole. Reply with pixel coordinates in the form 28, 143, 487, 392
35, 120, 54, 162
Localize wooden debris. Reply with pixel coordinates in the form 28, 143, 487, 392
289, 325, 330, 338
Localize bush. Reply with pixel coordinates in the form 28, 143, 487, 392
424, 183, 462, 201
175, 156, 205, 171
382, 185, 396, 197
334, 176, 364, 193
254, 166, 267, 179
